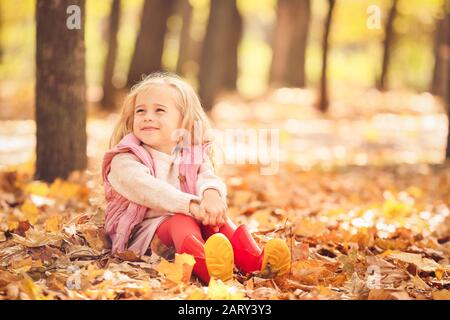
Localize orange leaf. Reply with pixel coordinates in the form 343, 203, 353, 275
156, 253, 196, 284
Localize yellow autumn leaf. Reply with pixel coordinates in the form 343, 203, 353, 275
44, 216, 60, 233
20, 199, 39, 225
435, 268, 445, 280
382, 199, 412, 219
48, 178, 81, 201
7, 220, 19, 231
24, 181, 49, 197
156, 253, 196, 284
207, 278, 245, 300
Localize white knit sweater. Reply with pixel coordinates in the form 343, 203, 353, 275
106, 144, 227, 255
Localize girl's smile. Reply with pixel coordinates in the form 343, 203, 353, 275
133, 84, 182, 155
140, 126, 160, 131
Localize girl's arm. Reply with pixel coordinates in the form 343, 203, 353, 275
108, 153, 200, 215
196, 156, 227, 200
195, 156, 228, 230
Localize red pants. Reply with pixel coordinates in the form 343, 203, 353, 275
155, 214, 263, 283
156, 213, 236, 249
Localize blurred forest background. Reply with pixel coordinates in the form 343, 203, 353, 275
0, 0, 448, 101
0, 0, 449, 177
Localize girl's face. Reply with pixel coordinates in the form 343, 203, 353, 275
133, 85, 183, 154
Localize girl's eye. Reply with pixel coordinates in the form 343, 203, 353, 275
136, 108, 144, 113
156, 108, 166, 113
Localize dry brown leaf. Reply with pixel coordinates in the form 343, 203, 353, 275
79, 225, 107, 251
291, 259, 335, 285
386, 251, 446, 273
12, 228, 64, 248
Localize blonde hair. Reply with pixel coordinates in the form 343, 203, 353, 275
109, 72, 211, 148
110, 72, 213, 150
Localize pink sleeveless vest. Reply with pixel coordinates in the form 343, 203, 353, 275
102, 133, 209, 255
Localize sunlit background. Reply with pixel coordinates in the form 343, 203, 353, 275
0, 0, 448, 171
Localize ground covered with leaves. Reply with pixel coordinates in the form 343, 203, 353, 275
0, 162, 449, 300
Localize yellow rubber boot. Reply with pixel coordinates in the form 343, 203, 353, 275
204, 233, 234, 282
260, 238, 291, 278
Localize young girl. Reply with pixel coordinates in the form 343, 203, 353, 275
102, 72, 291, 284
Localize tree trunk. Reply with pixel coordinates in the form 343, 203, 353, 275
198, 0, 242, 112
446, 63, 450, 158
432, 12, 449, 97
270, 0, 311, 88
35, 0, 87, 182
318, 0, 335, 113
0, 0, 3, 64
101, 0, 121, 110
377, 0, 398, 91
440, 6, 450, 157
176, 0, 193, 76
127, 0, 175, 87
222, 2, 242, 91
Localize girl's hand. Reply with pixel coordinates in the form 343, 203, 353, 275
200, 189, 228, 231
189, 200, 205, 222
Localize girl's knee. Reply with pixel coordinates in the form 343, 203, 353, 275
170, 213, 198, 227
169, 214, 203, 246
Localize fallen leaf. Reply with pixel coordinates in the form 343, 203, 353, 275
156, 253, 196, 284
79, 225, 106, 251
24, 181, 49, 197
291, 259, 335, 285
387, 251, 444, 272
294, 218, 328, 237
14, 220, 31, 237
44, 216, 60, 233
20, 199, 39, 225
207, 278, 245, 300
12, 227, 63, 248
9, 256, 42, 273
116, 250, 141, 262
